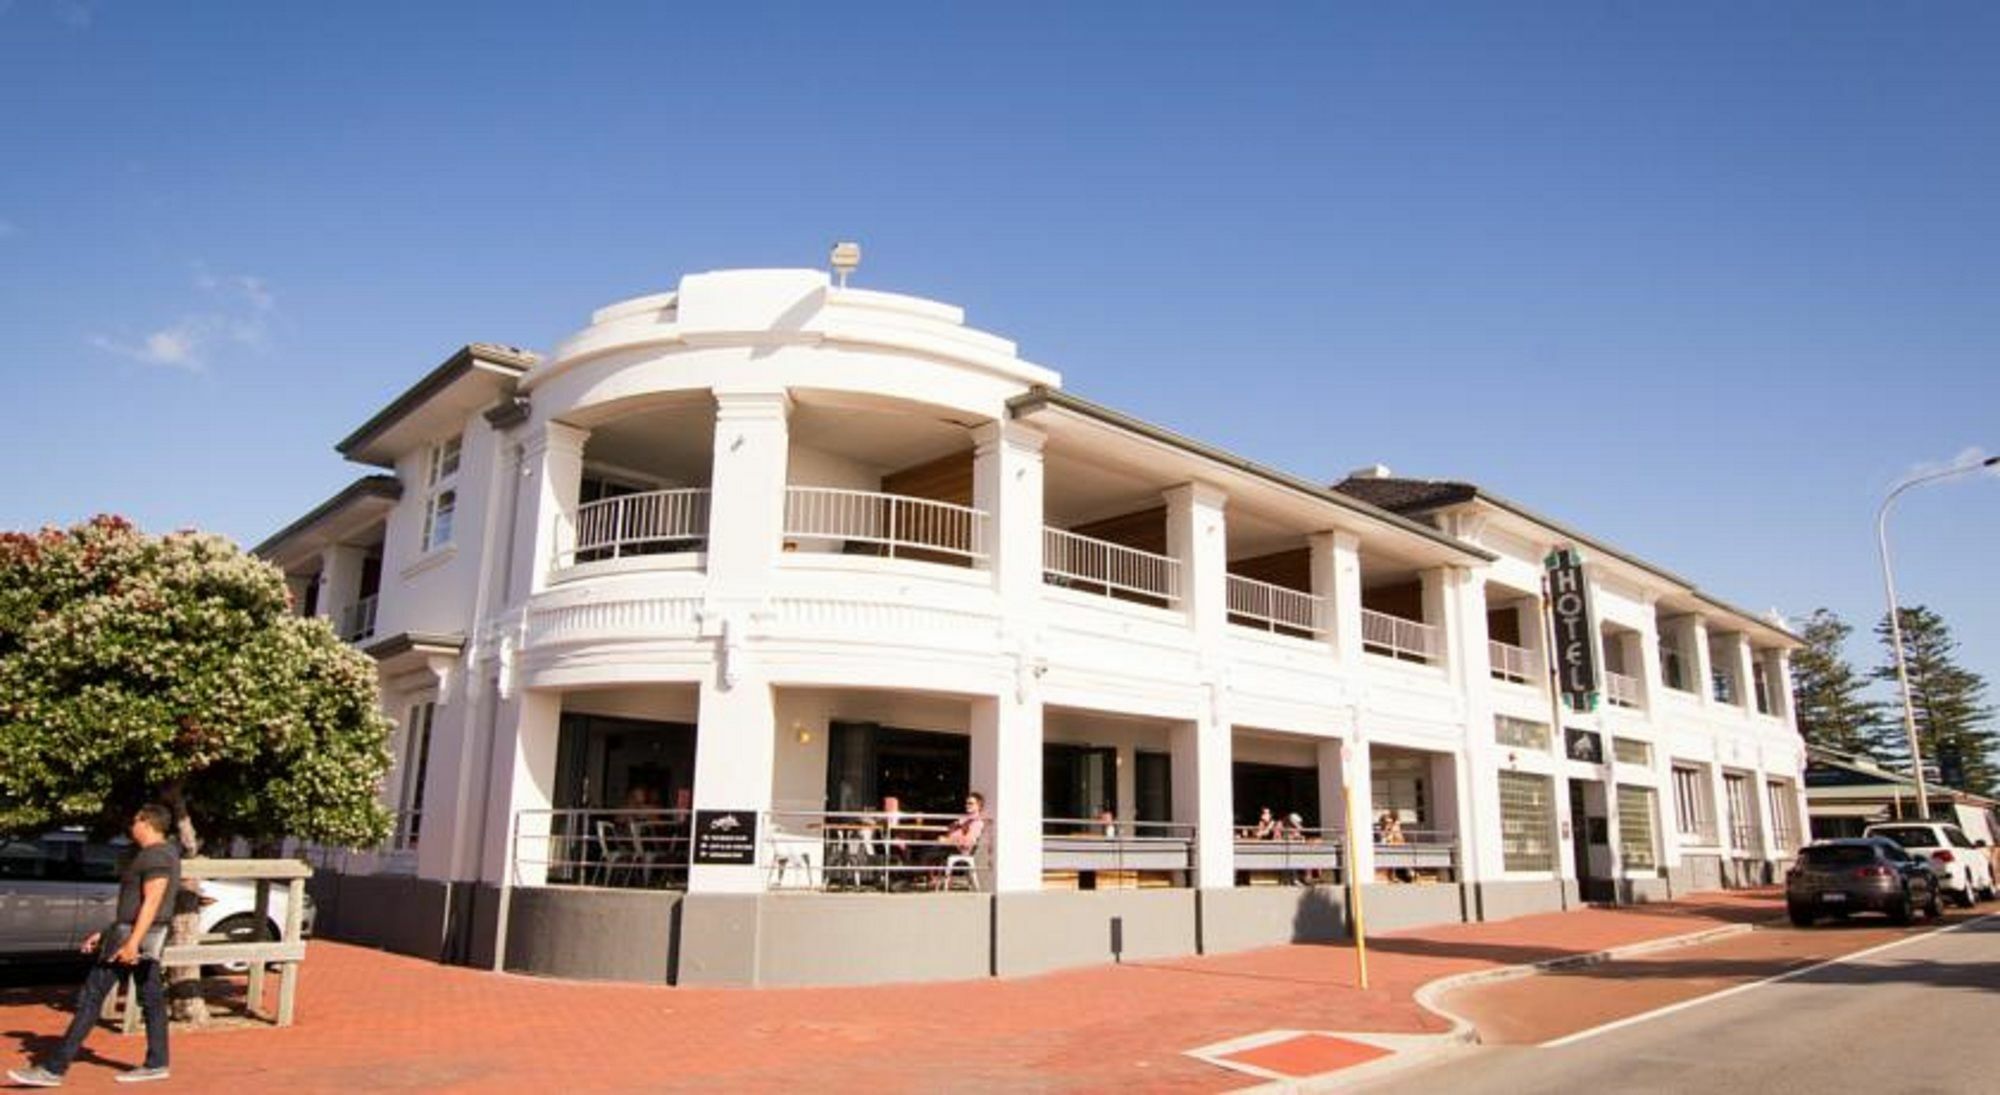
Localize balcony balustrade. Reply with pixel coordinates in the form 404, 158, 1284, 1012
1488, 639, 1537, 684
1225, 574, 1326, 638
1604, 669, 1643, 709
559, 488, 711, 568
783, 487, 988, 564
1361, 608, 1441, 664
1042, 527, 1181, 606
336, 595, 378, 643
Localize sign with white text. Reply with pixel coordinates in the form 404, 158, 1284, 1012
1545, 547, 1599, 711
692, 810, 759, 866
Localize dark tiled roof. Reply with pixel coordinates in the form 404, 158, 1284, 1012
1330, 476, 1478, 514
252, 475, 402, 559
336, 343, 538, 461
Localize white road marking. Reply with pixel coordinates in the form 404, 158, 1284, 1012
1537, 910, 2000, 1050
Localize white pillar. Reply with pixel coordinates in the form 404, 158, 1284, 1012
317, 544, 366, 626
688, 678, 777, 894
1164, 482, 1229, 636
1171, 711, 1235, 889
1312, 530, 1364, 669
971, 694, 1044, 892
1732, 635, 1758, 714
506, 420, 589, 602
1343, 738, 1375, 883
1420, 567, 1452, 678
480, 688, 562, 886
973, 420, 1045, 611
1690, 617, 1716, 710
704, 389, 792, 597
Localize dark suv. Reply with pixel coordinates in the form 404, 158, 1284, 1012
1786, 838, 1942, 927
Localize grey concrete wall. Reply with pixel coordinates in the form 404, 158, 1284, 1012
1621, 877, 1672, 905
1472, 879, 1569, 923
759, 893, 990, 986
503, 888, 680, 983
464, 883, 503, 970
1197, 886, 1347, 955
993, 890, 1200, 976
1669, 855, 1725, 898
676, 893, 762, 986
305, 873, 452, 960
1358, 883, 1469, 932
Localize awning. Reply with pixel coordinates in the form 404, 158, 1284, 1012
1809, 803, 1892, 820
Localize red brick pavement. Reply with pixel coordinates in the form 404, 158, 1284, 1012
2, 890, 1782, 1093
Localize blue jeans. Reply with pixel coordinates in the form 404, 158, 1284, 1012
45, 958, 168, 1074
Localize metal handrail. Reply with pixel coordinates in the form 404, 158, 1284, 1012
560, 488, 711, 567
1361, 608, 1440, 663
1042, 527, 1180, 604
387, 809, 422, 853
1372, 827, 1460, 879
1226, 574, 1326, 637
1488, 639, 1537, 683
764, 809, 990, 893
1042, 819, 1197, 885
1232, 826, 1344, 881
337, 595, 378, 643
512, 808, 693, 889
783, 488, 988, 563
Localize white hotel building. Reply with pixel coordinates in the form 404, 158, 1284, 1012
259, 267, 1808, 985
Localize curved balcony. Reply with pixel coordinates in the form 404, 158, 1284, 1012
782, 487, 988, 565
556, 488, 712, 570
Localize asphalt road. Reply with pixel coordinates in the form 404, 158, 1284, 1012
1358, 912, 2000, 1095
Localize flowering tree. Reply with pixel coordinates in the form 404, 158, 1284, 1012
0, 516, 394, 845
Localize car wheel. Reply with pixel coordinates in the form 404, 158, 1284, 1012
204, 913, 275, 975
1787, 902, 1815, 928
1887, 889, 1913, 926
1954, 884, 1976, 909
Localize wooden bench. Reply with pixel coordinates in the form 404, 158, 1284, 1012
107, 858, 312, 1030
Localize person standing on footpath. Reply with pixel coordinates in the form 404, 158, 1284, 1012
10, 803, 181, 1087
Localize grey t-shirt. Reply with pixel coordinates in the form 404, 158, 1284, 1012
116, 841, 181, 925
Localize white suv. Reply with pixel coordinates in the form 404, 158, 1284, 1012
1863, 822, 1996, 908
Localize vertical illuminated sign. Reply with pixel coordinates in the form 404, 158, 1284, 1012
1545, 547, 1599, 711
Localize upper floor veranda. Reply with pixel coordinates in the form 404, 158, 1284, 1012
257, 267, 1803, 743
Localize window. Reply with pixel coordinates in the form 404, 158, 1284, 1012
1494, 715, 1550, 750
421, 435, 462, 552
1946, 827, 1976, 850
396, 702, 436, 849
1765, 781, 1797, 850
1672, 766, 1712, 841
1612, 738, 1652, 766
1711, 670, 1736, 705
1752, 664, 1771, 714
1723, 773, 1753, 850
1617, 785, 1658, 871
1499, 771, 1556, 872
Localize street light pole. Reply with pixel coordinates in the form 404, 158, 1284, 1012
1875, 454, 2000, 819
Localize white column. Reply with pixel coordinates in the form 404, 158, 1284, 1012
479, 688, 562, 886
1445, 566, 1492, 882
1164, 482, 1229, 637
1732, 636, 1758, 714
1766, 650, 1795, 722
317, 544, 366, 626
1312, 530, 1364, 670
972, 420, 1045, 611
1690, 616, 1716, 710
1636, 599, 1665, 716
688, 678, 777, 894
506, 420, 589, 602
704, 389, 792, 596
1171, 711, 1235, 888
1343, 738, 1375, 883
1752, 762, 1778, 862
971, 694, 1044, 892
1420, 567, 1452, 678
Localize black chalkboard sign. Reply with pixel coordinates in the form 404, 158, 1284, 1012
692, 810, 759, 865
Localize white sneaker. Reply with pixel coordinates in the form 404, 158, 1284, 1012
114, 1067, 170, 1084
6, 1065, 64, 1087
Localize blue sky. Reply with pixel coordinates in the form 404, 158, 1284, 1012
2, 1, 1995, 700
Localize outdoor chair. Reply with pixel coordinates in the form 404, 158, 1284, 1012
594, 819, 637, 886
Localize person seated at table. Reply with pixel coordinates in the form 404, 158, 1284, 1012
1283, 812, 1306, 841
913, 792, 987, 883
1095, 808, 1117, 839
1375, 812, 1414, 883
1252, 806, 1281, 840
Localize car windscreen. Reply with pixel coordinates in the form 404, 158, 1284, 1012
1801, 845, 1878, 868
1869, 827, 1938, 849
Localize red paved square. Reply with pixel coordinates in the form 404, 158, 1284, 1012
1221, 1033, 1390, 1077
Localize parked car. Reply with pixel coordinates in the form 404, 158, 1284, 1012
0, 831, 314, 964
1785, 838, 1942, 926
1862, 822, 1996, 908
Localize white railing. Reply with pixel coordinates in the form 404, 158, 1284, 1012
1042, 528, 1181, 605
1488, 639, 1537, 684
783, 487, 988, 564
388, 809, 422, 853
513, 808, 693, 890
1605, 670, 1643, 708
337, 595, 377, 643
1361, 608, 1440, 663
560, 488, 711, 567
1226, 574, 1325, 637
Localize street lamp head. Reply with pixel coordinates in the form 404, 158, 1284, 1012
1983, 455, 2000, 468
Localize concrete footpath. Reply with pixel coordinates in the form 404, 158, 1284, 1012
3, 889, 1791, 1092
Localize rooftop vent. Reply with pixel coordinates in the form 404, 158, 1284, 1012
1347, 463, 1394, 480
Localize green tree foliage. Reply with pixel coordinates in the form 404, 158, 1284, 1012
0, 516, 393, 845
1873, 604, 1998, 796
1790, 608, 1886, 758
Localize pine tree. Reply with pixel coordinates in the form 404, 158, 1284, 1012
1790, 608, 1885, 758
1872, 605, 1999, 796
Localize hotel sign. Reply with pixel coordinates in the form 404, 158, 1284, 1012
692, 809, 759, 866
1545, 547, 1598, 711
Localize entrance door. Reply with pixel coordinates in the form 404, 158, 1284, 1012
1568, 779, 1614, 903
